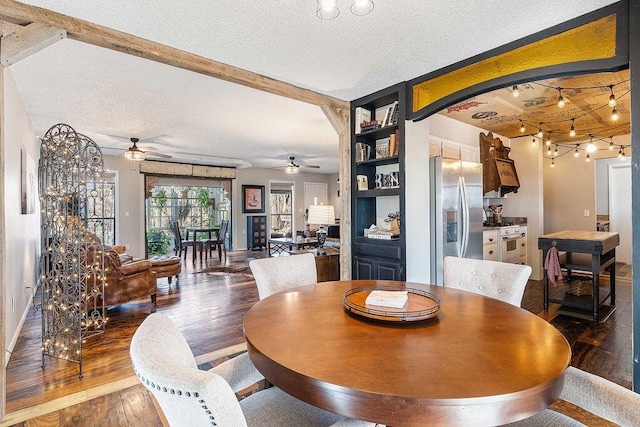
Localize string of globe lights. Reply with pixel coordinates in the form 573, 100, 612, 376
510, 79, 630, 167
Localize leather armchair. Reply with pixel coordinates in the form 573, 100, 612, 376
91, 246, 157, 307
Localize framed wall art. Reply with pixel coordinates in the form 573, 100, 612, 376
21, 149, 36, 214
242, 184, 265, 213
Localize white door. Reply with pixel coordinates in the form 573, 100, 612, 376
608, 164, 632, 264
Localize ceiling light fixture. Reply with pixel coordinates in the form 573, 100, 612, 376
124, 138, 145, 161
551, 158, 555, 168
316, 0, 374, 19
619, 147, 626, 159
531, 137, 537, 146
285, 165, 299, 174
570, 119, 576, 137
586, 153, 591, 162
520, 120, 525, 133
574, 145, 580, 157
553, 145, 558, 157
611, 107, 619, 121
537, 123, 543, 138
547, 146, 552, 156
586, 135, 596, 153
557, 88, 565, 108
608, 85, 617, 107
512, 85, 520, 97
546, 132, 552, 146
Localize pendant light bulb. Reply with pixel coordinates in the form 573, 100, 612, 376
532, 137, 537, 146
512, 85, 519, 97
586, 135, 596, 153
519, 120, 525, 133
608, 85, 616, 108
586, 153, 591, 162
537, 123, 543, 138
609, 140, 614, 151
553, 146, 558, 157
550, 158, 555, 168
611, 108, 619, 121
570, 119, 576, 137
618, 147, 623, 158
574, 146, 580, 157
546, 133, 551, 146
557, 88, 565, 108
547, 146, 552, 156
620, 148, 626, 159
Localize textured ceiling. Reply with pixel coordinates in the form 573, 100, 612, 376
6, 0, 618, 173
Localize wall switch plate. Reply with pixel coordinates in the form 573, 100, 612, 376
583, 210, 590, 217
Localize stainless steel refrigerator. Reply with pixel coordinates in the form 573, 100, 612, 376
429, 156, 483, 285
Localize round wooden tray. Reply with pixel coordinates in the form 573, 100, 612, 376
343, 286, 440, 322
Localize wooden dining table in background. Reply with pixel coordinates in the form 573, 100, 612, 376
244, 280, 572, 426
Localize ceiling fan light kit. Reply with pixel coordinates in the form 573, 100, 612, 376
124, 138, 145, 161
316, 0, 374, 20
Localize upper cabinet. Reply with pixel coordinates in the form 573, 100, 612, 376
351, 83, 406, 280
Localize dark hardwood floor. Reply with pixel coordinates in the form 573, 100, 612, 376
2, 252, 632, 426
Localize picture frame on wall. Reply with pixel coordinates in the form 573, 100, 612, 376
242, 184, 265, 213
21, 149, 36, 215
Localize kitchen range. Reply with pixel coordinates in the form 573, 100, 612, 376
482, 218, 527, 265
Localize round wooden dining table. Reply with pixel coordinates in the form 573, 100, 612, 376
243, 280, 571, 426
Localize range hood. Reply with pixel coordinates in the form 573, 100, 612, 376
480, 132, 520, 197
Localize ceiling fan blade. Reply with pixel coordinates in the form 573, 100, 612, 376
298, 164, 320, 168
145, 151, 172, 159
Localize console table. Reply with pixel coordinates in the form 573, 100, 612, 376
538, 230, 619, 321
267, 237, 318, 256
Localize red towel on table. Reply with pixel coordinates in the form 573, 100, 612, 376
544, 246, 563, 287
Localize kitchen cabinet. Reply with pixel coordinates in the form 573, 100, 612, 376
351, 83, 405, 280
429, 139, 478, 162
483, 229, 499, 261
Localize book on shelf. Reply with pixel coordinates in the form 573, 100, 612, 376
355, 107, 372, 135
381, 106, 392, 129
386, 101, 399, 126
389, 133, 397, 157
393, 130, 399, 155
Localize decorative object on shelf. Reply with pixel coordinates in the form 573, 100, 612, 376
375, 142, 390, 158
385, 211, 401, 232
39, 123, 107, 377
355, 142, 371, 162
364, 224, 399, 240
354, 107, 372, 134
307, 204, 335, 256
242, 184, 265, 213
374, 171, 399, 189
357, 174, 369, 191
316, 0, 374, 20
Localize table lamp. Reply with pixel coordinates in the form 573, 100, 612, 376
307, 204, 335, 256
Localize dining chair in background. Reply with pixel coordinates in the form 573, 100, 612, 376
171, 222, 200, 265
206, 220, 229, 262
130, 313, 377, 427
443, 256, 532, 306
249, 252, 317, 300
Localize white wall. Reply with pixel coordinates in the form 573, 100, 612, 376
232, 168, 334, 250
497, 136, 544, 280
103, 156, 146, 258
595, 135, 631, 216
4, 70, 40, 364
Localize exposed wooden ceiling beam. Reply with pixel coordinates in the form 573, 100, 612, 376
1, 22, 66, 66
0, 0, 349, 110
320, 104, 347, 136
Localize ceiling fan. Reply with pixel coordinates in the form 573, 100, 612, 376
282, 156, 320, 173
124, 138, 172, 161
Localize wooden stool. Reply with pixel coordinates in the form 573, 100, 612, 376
149, 256, 182, 287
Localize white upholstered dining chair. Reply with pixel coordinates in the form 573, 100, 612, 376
443, 256, 532, 306
506, 366, 640, 426
249, 252, 317, 300
130, 313, 377, 427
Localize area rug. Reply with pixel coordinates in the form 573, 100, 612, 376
197, 264, 253, 277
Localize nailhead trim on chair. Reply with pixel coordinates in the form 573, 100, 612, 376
133, 364, 218, 425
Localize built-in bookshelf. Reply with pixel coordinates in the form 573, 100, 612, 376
351, 83, 405, 280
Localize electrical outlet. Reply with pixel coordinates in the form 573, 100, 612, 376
125, 211, 130, 217
583, 210, 590, 217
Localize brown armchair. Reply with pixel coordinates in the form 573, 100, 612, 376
92, 246, 157, 307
